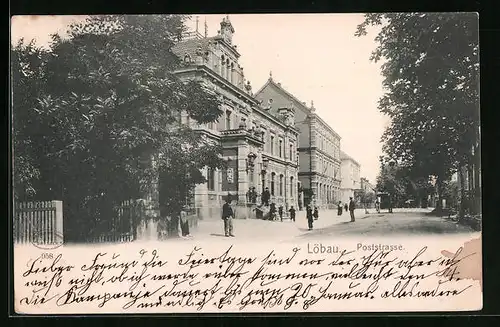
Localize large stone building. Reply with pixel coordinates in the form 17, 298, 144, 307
340, 150, 361, 203
170, 16, 299, 220
255, 76, 342, 210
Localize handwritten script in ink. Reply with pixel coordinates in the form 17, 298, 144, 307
17, 245, 478, 312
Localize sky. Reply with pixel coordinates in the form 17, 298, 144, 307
11, 14, 388, 183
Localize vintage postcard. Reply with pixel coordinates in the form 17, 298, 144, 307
10, 13, 481, 314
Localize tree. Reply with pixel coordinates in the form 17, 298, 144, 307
11, 39, 49, 200
12, 15, 225, 241
356, 13, 479, 212
375, 158, 408, 207
355, 189, 376, 213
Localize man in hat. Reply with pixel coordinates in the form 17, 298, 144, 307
349, 197, 356, 222
221, 195, 235, 237
288, 205, 296, 222
306, 205, 314, 230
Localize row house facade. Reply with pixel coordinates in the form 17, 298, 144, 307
340, 150, 361, 203
255, 76, 342, 210
171, 16, 299, 220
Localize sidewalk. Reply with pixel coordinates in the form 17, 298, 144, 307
192, 209, 370, 242
293, 208, 369, 230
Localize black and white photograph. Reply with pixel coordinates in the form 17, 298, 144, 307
11, 13, 482, 314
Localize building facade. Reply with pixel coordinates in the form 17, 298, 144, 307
340, 150, 361, 203
255, 76, 342, 210
171, 17, 299, 220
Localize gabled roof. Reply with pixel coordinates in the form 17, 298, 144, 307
254, 77, 311, 115
340, 150, 360, 166
254, 78, 342, 140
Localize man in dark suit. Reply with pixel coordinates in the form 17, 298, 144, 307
289, 206, 296, 222
349, 197, 356, 222
306, 205, 314, 230
222, 197, 235, 237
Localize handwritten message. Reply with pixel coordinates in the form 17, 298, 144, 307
15, 241, 482, 313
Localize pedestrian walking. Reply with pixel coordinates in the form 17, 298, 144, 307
344, 203, 348, 213
180, 206, 192, 238
221, 197, 235, 237
278, 205, 284, 222
289, 206, 296, 221
313, 207, 319, 220
269, 202, 277, 221
337, 201, 343, 216
306, 205, 314, 230
375, 199, 380, 213
349, 197, 356, 222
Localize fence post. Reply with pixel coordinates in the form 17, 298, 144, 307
52, 200, 64, 243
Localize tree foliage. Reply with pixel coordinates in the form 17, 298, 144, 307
11, 39, 48, 199
356, 13, 479, 202
376, 158, 435, 207
12, 15, 225, 240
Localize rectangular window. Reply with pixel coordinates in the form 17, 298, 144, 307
225, 111, 231, 130
207, 168, 215, 191
279, 175, 283, 196
279, 139, 283, 158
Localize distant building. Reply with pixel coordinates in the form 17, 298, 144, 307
360, 177, 375, 194
340, 150, 361, 203
169, 16, 299, 220
254, 76, 342, 210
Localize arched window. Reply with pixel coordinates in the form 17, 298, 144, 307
271, 173, 276, 196
279, 174, 284, 196
226, 59, 230, 79
230, 62, 234, 83
290, 176, 294, 198
220, 55, 225, 76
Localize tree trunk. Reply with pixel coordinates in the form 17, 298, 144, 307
473, 144, 481, 215
435, 177, 443, 211
167, 210, 181, 237
458, 166, 466, 219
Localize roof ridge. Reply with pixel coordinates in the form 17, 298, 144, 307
255, 79, 342, 139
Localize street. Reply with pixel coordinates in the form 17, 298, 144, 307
186, 208, 476, 243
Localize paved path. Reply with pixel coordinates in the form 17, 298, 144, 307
296, 210, 476, 240
151, 209, 476, 244
190, 209, 369, 243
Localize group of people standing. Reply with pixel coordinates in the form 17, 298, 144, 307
337, 197, 356, 222
260, 187, 298, 222
305, 205, 319, 231
221, 187, 358, 236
